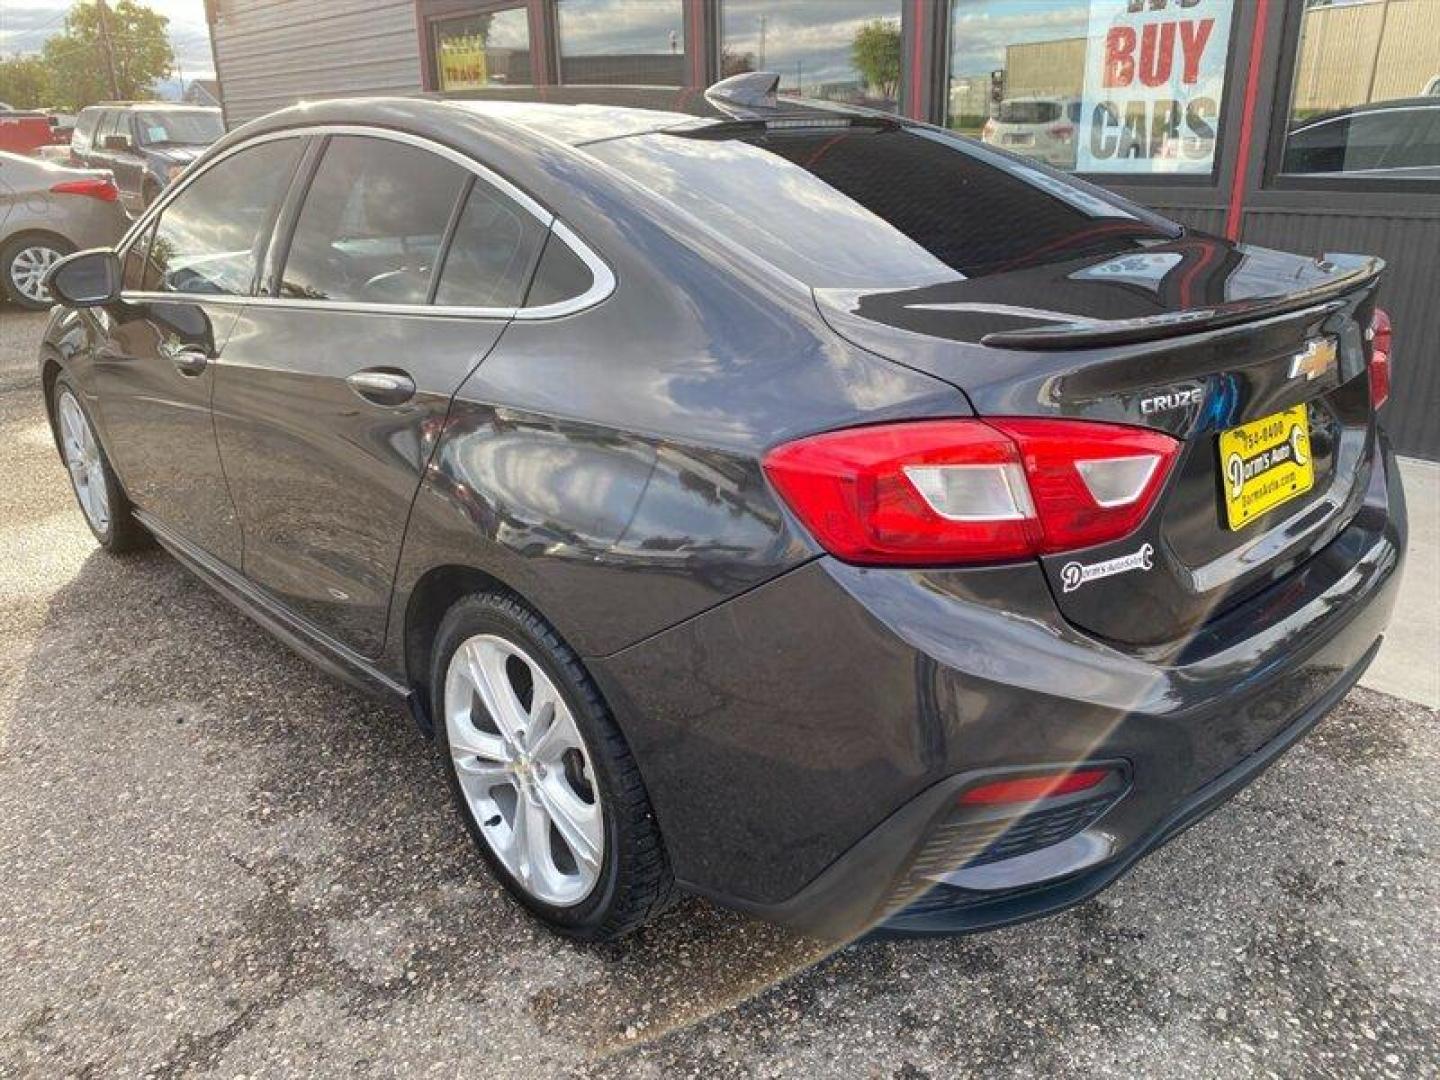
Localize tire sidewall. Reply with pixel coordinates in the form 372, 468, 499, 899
430, 596, 625, 934
51, 374, 118, 547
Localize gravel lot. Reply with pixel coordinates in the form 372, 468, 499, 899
1, 307, 1437, 1078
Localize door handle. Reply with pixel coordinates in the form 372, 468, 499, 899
158, 339, 210, 376
346, 369, 416, 407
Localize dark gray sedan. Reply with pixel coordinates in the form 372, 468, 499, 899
1, 151, 128, 309
36, 84, 1404, 942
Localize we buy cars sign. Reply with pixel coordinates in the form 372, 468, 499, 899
1077, 0, 1233, 175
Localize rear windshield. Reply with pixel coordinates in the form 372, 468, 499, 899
134, 110, 223, 146
999, 100, 1061, 124
585, 123, 1178, 288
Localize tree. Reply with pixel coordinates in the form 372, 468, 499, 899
41, 1, 174, 111
851, 19, 901, 101
0, 56, 52, 109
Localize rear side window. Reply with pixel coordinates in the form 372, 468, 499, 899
524, 231, 594, 309
144, 138, 302, 295
586, 124, 1177, 288
432, 177, 548, 308
280, 135, 468, 305
73, 109, 100, 149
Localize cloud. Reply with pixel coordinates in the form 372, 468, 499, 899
0, 0, 215, 83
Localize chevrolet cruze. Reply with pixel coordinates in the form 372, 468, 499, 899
39, 79, 1405, 941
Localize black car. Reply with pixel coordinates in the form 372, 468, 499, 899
1283, 97, 1440, 178
39, 79, 1405, 942
70, 103, 224, 212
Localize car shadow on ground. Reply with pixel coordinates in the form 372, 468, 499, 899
3, 530, 1435, 1077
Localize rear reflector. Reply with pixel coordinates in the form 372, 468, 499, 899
50, 177, 119, 202
763, 417, 1179, 566
1367, 307, 1392, 410
957, 768, 1112, 807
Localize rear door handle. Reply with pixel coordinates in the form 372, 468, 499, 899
346, 368, 416, 407
158, 339, 210, 376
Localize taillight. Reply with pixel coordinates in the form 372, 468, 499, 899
1047, 123, 1075, 142
1367, 307, 1392, 409
50, 177, 118, 202
957, 767, 1112, 807
763, 418, 1179, 566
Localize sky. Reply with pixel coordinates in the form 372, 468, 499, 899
0, 0, 215, 96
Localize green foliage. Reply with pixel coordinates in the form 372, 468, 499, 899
41, 1, 175, 111
851, 19, 901, 100
0, 56, 52, 109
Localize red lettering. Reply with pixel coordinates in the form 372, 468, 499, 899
1178, 18, 1214, 84
1138, 22, 1177, 87
1105, 26, 1137, 88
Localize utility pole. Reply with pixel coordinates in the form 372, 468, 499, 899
96, 0, 121, 99
758, 15, 766, 70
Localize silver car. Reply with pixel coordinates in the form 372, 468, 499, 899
1, 151, 130, 309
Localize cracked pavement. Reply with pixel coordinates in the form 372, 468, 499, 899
1, 308, 1437, 1077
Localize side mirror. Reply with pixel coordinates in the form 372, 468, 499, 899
46, 249, 122, 307
101, 132, 131, 151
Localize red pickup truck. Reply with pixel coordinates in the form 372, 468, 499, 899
0, 111, 65, 157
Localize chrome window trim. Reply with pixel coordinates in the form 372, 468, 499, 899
115, 123, 614, 320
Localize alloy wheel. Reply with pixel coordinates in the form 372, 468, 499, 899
57, 390, 111, 536
9, 244, 62, 304
444, 633, 604, 906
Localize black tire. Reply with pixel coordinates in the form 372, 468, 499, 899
2, 234, 74, 311
430, 591, 677, 941
50, 373, 150, 553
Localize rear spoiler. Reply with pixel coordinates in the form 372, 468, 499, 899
981, 255, 1384, 350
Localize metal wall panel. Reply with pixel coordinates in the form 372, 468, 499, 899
211, 0, 423, 127
1239, 209, 1439, 461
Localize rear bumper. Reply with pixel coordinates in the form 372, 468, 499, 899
593, 436, 1406, 939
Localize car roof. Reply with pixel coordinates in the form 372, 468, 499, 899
1294, 96, 1439, 129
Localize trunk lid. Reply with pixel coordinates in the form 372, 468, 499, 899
816, 237, 1385, 648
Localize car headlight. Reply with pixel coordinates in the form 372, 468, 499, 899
165, 163, 186, 182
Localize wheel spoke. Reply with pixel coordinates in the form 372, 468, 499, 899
526, 685, 574, 763
536, 778, 602, 871
465, 641, 528, 746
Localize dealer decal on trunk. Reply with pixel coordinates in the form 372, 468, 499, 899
1061, 542, 1155, 593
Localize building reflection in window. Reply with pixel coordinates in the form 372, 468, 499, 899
433, 7, 533, 90
721, 0, 902, 112
556, 0, 687, 86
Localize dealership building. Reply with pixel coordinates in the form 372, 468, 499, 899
204, 0, 1440, 459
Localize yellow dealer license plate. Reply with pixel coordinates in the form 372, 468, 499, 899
1219, 404, 1314, 531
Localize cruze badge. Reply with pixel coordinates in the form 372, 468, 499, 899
1288, 338, 1338, 382
1061, 542, 1155, 593
1140, 385, 1204, 415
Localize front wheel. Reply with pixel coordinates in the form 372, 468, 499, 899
51, 375, 149, 552
431, 592, 676, 941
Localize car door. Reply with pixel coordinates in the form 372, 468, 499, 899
90, 135, 306, 568
212, 130, 549, 656
108, 113, 148, 205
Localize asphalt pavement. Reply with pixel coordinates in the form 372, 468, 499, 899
1, 307, 1436, 1078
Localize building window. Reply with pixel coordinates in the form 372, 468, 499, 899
720, 1, 903, 113
948, 0, 1234, 176
1280, 0, 1440, 180
555, 0, 687, 86
433, 7, 533, 90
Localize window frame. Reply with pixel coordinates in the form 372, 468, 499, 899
1262, 0, 1440, 198
115, 124, 614, 319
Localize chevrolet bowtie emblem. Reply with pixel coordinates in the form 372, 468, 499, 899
1289, 338, 1338, 381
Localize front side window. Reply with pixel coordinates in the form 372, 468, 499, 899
134, 109, 224, 147
720, 0, 902, 113
555, 0, 686, 86
144, 138, 302, 296
280, 136, 469, 305
433, 8, 532, 90
948, 0, 1234, 176
1280, 0, 1440, 180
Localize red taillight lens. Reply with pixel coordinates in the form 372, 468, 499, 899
50, 177, 119, 202
763, 418, 1179, 566
1047, 123, 1075, 142
1368, 307, 1392, 410
958, 768, 1112, 807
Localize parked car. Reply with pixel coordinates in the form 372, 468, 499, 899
0, 151, 126, 308
981, 96, 1083, 168
70, 102, 223, 212
38, 82, 1404, 942
1283, 97, 1440, 177
0, 110, 64, 157
1422, 75, 1439, 97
